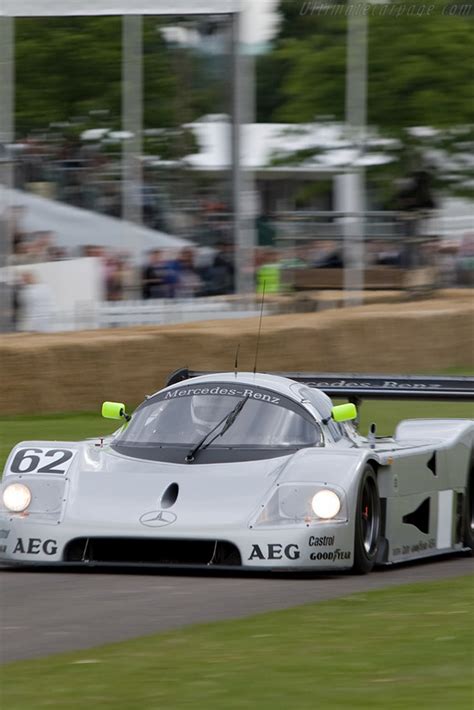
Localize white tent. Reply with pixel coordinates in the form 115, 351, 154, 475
5, 188, 190, 258
183, 118, 395, 173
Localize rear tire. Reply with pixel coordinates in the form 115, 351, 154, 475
462, 457, 474, 553
352, 466, 381, 574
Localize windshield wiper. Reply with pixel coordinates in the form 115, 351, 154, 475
185, 397, 248, 463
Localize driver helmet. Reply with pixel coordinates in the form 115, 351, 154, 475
190, 394, 234, 429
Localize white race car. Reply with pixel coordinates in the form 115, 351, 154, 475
1, 370, 472, 573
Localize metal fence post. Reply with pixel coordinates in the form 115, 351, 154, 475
122, 14, 144, 230
231, 10, 257, 296
0, 15, 15, 332
344, 1, 368, 304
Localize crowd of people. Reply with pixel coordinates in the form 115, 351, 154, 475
6, 235, 237, 332
7, 204, 236, 308
141, 245, 235, 300
3, 141, 472, 333
11, 135, 235, 241
7, 201, 473, 306
5, 228, 472, 333
9, 134, 472, 294
13, 136, 123, 219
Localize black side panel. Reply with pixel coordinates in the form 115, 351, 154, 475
402, 497, 431, 534
376, 497, 389, 564
427, 452, 437, 476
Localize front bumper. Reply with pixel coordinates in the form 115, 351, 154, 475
0, 515, 354, 571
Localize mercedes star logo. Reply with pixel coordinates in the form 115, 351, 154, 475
139, 510, 177, 527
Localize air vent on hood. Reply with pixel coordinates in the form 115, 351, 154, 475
161, 482, 179, 509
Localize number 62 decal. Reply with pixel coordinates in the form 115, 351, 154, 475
8, 448, 76, 475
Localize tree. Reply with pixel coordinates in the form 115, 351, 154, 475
259, 0, 473, 128
15, 17, 123, 135
14, 17, 231, 136
257, 0, 474, 197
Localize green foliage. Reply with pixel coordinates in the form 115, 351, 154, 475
371, 125, 474, 203
11, 7, 474, 193
15, 17, 230, 135
15, 17, 123, 135
257, 1, 474, 196
367, 2, 474, 130
143, 127, 199, 161
260, 0, 474, 129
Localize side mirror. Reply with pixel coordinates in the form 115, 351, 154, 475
331, 403, 357, 423
102, 401, 130, 421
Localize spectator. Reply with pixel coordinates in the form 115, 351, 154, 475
11, 275, 22, 331
436, 241, 458, 287
11, 206, 28, 252
256, 248, 282, 294
105, 256, 123, 301
456, 233, 474, 287
116, 252, 138, 300
142, 249, 172, 299
199, 242, 235, 296
30, 231, 55, 262
47, 246, 67, 261
257, 211, 276, 248
175, 248, 202, 298
311, 240, 344, 269
9, 237, 32, 266
18, 271, 55, 332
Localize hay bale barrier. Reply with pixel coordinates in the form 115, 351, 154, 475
1, 294, 473, 415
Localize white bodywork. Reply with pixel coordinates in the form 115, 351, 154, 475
0, 373, 472, 571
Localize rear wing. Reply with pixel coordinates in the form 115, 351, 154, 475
166, 368, 474, 402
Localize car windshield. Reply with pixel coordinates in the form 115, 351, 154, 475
115, 383, 321, 449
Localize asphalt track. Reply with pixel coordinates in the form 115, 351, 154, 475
1, 554, 472, 663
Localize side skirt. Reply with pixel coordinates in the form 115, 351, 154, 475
377, 546, 470, 566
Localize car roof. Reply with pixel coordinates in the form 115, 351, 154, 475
162, 372, 299, 398
153, 372, 333, 420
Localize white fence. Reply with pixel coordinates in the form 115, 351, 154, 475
98, 297, 266, 329
3, 259, 268, 332
2, 258, 103, 332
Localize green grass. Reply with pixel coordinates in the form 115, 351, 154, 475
1, 400, 473, 472
357, 399, 474, 435
1, 576, 473, 710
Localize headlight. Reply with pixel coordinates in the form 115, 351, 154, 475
311, 490, 341, 519
2, 483, 32, 512
252, 483, 347, 527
